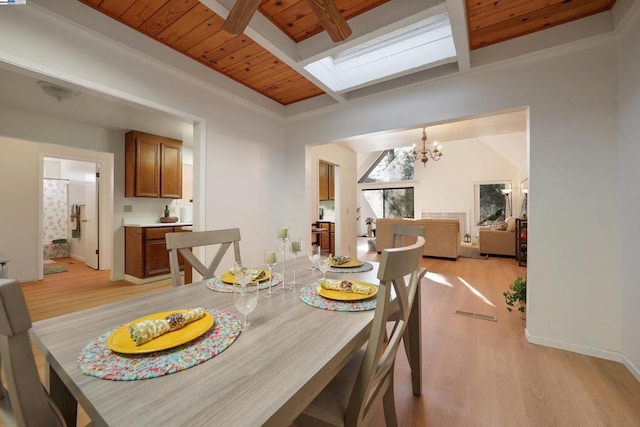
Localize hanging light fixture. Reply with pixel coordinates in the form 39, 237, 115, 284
410, 127, 443, 166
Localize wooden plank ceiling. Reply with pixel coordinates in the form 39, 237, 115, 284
79, 0, 617, 105
466, 0, 617, 50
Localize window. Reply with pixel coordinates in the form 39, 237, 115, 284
362, 187, 414, 218
475, 182, 509, 226
358, 147, 415, 183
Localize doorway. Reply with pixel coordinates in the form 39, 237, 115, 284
43, 157, 101, 274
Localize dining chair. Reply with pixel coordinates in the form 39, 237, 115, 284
391, 223, 424, 248
0, 278, 66, 427
165, 228, 242, 286
295, 236, 425, 427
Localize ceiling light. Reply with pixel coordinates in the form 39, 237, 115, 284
37, 81, 80, 102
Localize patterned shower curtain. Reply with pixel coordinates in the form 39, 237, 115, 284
43, 179, 68, 243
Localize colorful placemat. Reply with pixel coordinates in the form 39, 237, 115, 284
328, 262, 374, 273
298, 283, 377, 312
205, 273, 283, 293
77, 309, 240, 381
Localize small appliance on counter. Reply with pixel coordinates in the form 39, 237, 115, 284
319, 207, 324, 220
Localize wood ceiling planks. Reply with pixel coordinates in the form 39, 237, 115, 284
78, 0, 618, 105
260, 0, 388, 42
467, 0, 617, 50
79, 0, 323, 105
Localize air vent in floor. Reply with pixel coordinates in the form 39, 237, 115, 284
454, 310, 497, 322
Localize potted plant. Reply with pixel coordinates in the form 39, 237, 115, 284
503, 276, 526, 316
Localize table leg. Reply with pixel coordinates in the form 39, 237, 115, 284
404, 273, 423, 396
49, 366, 77, 426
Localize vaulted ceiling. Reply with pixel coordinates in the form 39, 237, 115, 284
76, 0, 618, 107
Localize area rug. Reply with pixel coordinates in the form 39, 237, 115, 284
459, 247, 488, 260
44, 264, 68, 275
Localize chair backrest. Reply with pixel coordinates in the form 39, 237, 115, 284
165, 228, 242, 286
391, 223, 424, 249
345, 236, 425, 425
0, 278, 65, 427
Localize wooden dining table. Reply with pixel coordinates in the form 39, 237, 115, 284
30, 257, 422, 426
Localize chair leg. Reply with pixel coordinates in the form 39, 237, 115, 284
382, 373, 398, 427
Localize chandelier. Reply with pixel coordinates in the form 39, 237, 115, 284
410, 127, 443, 166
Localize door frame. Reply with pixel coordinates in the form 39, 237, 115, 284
38, 149, 113, 280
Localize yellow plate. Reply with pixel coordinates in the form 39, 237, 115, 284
331, 258, 364, 268
317, 281, 377, 301
220, 270, 270, 285
107, 310, 214, 354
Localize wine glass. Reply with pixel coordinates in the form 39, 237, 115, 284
317, 253, 332, 281
233, 262, 252, 288
277, 227, 289, 290
234, 279, 258, 331
307, 244, 321, 271
289, 237, 303, 289
264, 250, 278, 297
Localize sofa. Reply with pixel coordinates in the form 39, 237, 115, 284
478, 217, 516, 256
375, 218, 460, 259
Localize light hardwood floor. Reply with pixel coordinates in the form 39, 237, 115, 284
18, 249, 640, 427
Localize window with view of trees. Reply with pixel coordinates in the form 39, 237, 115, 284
359, 147, 415, 220
475, 182, 508, 225
362, 188, 414, 218
358, 147, 414, 183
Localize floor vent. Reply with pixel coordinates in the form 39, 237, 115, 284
454, 310, 497, 322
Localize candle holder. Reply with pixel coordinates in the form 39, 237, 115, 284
277, 227, 289, 291
289, 237, 302, 289
264, 250, 278, 297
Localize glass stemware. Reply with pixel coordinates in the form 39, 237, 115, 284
264, 250, 278, 297
289, 237, 302, 289
317, 253, 332, 281
307, 244, 321, 271
233, 262, 252, 288
234, 277, 258, 331
277, 227, 289, 290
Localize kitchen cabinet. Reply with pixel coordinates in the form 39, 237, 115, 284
125, 130, 183, 198
315, 221, 335, 255
319, 161, 334, 201
125, 226, 189, 278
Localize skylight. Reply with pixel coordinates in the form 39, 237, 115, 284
305, 13, 457, 93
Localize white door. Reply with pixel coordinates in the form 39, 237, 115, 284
84, 170, 99, 269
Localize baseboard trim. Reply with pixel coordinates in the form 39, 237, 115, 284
623, 355, 640, 382
525, 328, 623, 363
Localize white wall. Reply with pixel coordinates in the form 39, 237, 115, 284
619, 9, 640, 379
286, 40, 623, 363
412, 135, 523, 238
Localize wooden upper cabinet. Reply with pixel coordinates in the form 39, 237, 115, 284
160, 140, 182, 199
319, 161, 334, 201
126, 130, 182, 198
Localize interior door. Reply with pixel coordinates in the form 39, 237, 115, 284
84, 169, 99, 269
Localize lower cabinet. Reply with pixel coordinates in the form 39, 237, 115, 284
125, 226, 188, 278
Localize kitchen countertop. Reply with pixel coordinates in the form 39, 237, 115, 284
123, 222, 193, 228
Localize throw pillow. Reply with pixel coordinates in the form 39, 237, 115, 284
492, 221, 507, 231
506, 216, 516, 232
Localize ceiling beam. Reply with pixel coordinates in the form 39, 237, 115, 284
446, 0, 470, 72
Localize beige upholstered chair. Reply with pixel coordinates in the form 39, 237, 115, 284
0, 278, 66, 427
165, 228, 242, 287
296, 236, 425, 427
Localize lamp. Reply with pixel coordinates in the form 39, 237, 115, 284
37, 81, 80, 102
410, 127, 443, 166
500, 187, 513, 217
